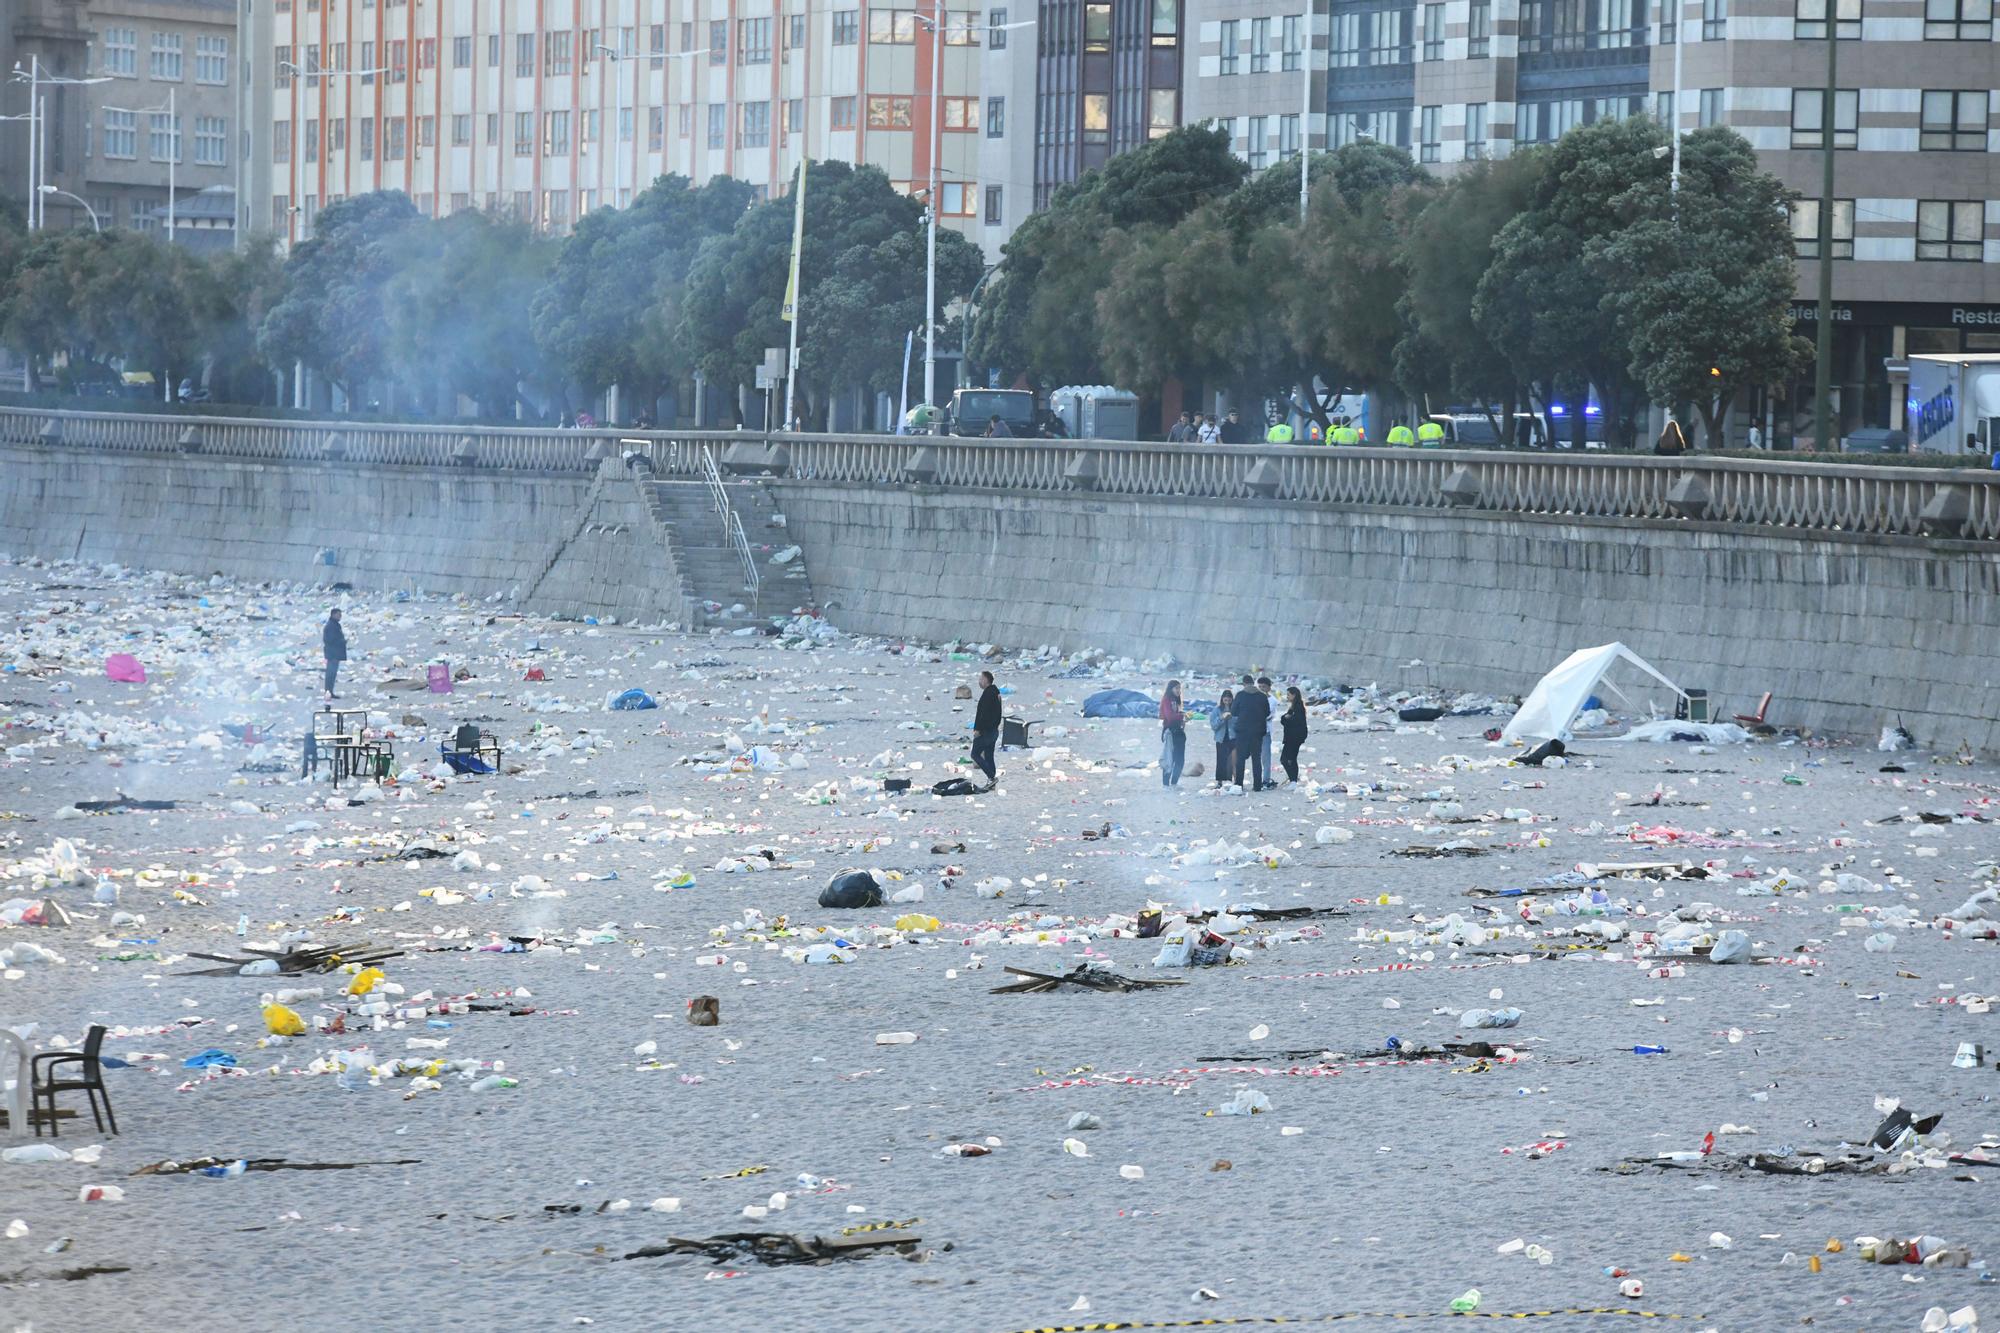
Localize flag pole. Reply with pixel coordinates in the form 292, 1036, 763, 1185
781, 159, 808, 429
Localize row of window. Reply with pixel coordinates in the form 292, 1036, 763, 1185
1789, 199, 1988, 261
94, 113, 228, 166
1215, 17, 1305, 74
1037, 0, 1178, 56
98, 29, 228, 84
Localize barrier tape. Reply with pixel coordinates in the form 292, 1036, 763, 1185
1002, 1309, 1707, 1331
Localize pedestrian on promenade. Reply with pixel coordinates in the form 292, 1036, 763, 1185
1230, 673, 1269, 790
1197, 415, 1220, 444
1167, 411, 1194, 443
984, 414, 1013, 438
322, 608, 347, 700
1210, 689, 1236, 788
1255, 675, 1276, 789
971, 670, 1002, 789
1218, 409, 1250, 444
1279, 686, 1308, 784
1158, 680, 1186, 787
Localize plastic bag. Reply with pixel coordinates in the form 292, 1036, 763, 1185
819, 870, 883, 909
262, 1002, 307, 1036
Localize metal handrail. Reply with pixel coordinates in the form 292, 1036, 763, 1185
699, 443, 760, 598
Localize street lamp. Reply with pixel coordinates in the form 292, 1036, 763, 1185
37, 184, 100, 232
11, 58, 111, 231
102, 88, 176, 246
1298, 10, 1313, 222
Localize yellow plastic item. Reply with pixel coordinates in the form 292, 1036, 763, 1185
1825, 1239, 1844, 1253
1668, 1253, 1693, 1263
347, 967, 385, 996
893, 914, 941, 933
262, 1002, 307, 1036
1808, 1255, 1821, 1273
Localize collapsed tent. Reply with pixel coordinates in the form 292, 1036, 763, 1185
1081, 688, 1158, 719
1501, 643, 1685, 744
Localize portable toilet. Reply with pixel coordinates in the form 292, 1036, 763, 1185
1048, 386, 1085, 438
1052, 385, 1141, 440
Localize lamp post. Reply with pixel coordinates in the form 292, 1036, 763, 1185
1812, 22, 1836, 452
37, 183, 100, 231
11, 58, 112, 231
1298, 9, 1313, 223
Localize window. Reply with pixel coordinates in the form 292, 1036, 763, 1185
385, 116, 405, 159
939, 182, 975, 216
739, 101, 770, 148
486, 112, 499, 144
418, 38, 436, 70
330, 42, 346, 74
1698, 87, 1723, 127
1085, 2, 1112, 51
1419, 104, 1441, 161
360, 41, 375, 83
650, 23, 666, 66
676, 104, 691, 139
991, 7, 1010, 46
1790, 199, 1854, 258
514, 111, 535, 155
784, 98, 804, 134
987, 96, 1006, 137
682, 21, 694, 50
545, 30, 573, 76
103, 27, 136, 76
451, 192, 470, 213
512, 191, 533, 221
1701, 0, 1726, 36
710, 20, 728, 61
620, 107, 634, 142
1220, 19, 1240, 73
832, 96, 857, 129
1466, 102, 1489, 157
150, 33, 184, 81
1367, 9, 1409, 62
1280, 113, 1300, 157
947, 12, 982, 44
867, 94, 913, 127
304, 121, 320, 163
305, 44, 322, 77
1469, 1, 1492, 55
786, 13, 807, 56
985, 184, 1004, 225
102, 109, 136, 159
1794, 0, 1861, 37
944, 97, 979, 129
273, 195, 289, 229
834, 10, 860, 43
707, 102, 726, 148
738, 18, 772, 63
388, 40, 407, 82
196, 35, 228, 84
581, 109, 598, 145
193, 114, 226, 165
452, 114, 471, 146
454, 35, 473, 67
650, 106, 666, 149
1423, 3, 1445, 57
1149, 88, 1176, 138
869, 10, 916, 41
149, 113, 182, 163
359, 118, 373, 160
330, 120, 344, 151
1654, 89, 1675, 126
515, 33, 536, 77
275, 123, 292, 162
1247, 117, 1270, 167
1925, 0, 1993, 38
1790, 88, 1857, 148
543, 190, 569, 230
1153, 0, 1178, 44
418, 115, 435, 148
1083, 93, 1110, 144
1918, 200, 1983, 260
489, 33, 501, 67
1251, 17, 1271, 71
1921, 91, 1988, 150
544, 110, 571, 155
1522, 98, 1583, 141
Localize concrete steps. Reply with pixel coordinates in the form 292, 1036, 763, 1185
648, 480, 813, 625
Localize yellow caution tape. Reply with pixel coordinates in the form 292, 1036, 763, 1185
699, 1164, 769, 1181
1001, 1311, 1707, 1332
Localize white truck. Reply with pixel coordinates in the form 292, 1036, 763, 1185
1905, 353, 2000, 454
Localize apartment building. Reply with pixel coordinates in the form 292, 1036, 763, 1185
1173, 0, 2000, 439
1032, 0, 1186, 207
2, 0, 237, 243
975, 2, 1034, 257
1184, 6, 1320, 169
252, 0, 990, 248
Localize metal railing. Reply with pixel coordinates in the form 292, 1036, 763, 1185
5, 406, 1998, 544
699, 443, 760, 598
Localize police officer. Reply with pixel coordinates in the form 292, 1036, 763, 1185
1385, 422, 1416, 447
1416, 419, 1447, 448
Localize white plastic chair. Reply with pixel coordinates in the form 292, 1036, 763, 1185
0, 1030, 28, 1139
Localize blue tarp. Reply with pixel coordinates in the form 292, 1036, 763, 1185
1081, 688, 1158, 719
607, 688, 658, 711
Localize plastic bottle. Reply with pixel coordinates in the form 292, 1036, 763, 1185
235, 913, 249, 938
469, 1074, 518, 1091
1449, 1290, 1481, 1313
198, 1160, 248, 1178
1631, 1044, 1668, 1055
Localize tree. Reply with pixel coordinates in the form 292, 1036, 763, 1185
531, 174, 753, 408
1588, 127, 1809, 448
1397, 153, 1545, 442
388, 209, 557, 418
1475, 118, 1667, 448
970, 125, 1247, 388
679, 161, 982, 425
202, 236, 288, 404
258, 191, 422, 401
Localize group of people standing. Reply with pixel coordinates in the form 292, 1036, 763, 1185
1166, 410, 1253, 445
1157, 676, 1307, 791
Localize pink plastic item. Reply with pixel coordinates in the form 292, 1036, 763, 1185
427, 662, 452, 694
105, 653, 147, 683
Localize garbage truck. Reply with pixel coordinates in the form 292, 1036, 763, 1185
1905, 353, 2000, 454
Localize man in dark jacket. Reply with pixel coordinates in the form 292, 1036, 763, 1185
971, 670, 1002, 788
322, 609, 348, 700
1217, 409, 1251, 445
1229, 673, 1269, 790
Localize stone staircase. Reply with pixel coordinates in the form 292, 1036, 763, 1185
647, 478, 811, 626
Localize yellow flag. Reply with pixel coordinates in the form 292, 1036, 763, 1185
781, 160, 807, 322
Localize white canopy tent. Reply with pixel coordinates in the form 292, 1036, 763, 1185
1501, 643, 1685, 744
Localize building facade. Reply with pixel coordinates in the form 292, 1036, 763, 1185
1184, 5, 1321, 169
3, 0, 237, 242
975, 2, 1035, 257
253, 0, 990, 248
1032, 0, 1185, 207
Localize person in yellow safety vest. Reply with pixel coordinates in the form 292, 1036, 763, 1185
1330, 423, 1361, 446
1385, 423, 1416, 446
1416, 420, 1447, 448
1265, 420, 1295, 444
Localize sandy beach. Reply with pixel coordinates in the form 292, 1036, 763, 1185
2, 556, 1995, 1333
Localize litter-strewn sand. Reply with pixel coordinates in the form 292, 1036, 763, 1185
2, 560, 1995, 1333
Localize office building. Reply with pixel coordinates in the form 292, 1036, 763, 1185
1032, 0, 1186, 207
257, 0, 989, 247
1184, 6, 1320, 170
3, 0, 237, 243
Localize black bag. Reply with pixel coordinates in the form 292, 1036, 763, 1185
931, 778, 980, 797
818, 871, 883, 909
1519, 738, 1567, 767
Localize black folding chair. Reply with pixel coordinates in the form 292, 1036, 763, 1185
33, 1024, 117, 1137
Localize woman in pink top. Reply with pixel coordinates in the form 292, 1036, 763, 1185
1158, 680, 1186, 788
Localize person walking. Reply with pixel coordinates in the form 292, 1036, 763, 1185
1167, 411, 1194, 443
1279, 685, 1308, 784
1218, 409, 1251, 444
322, 608, 348, 700
1158, 679, 1186, 787
1197, 414, 1221, 445
1255, 676, 1276, 789
1229, 673, 1269, 790
971, 669, 1002, 789
1210, 689, 1236, 789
